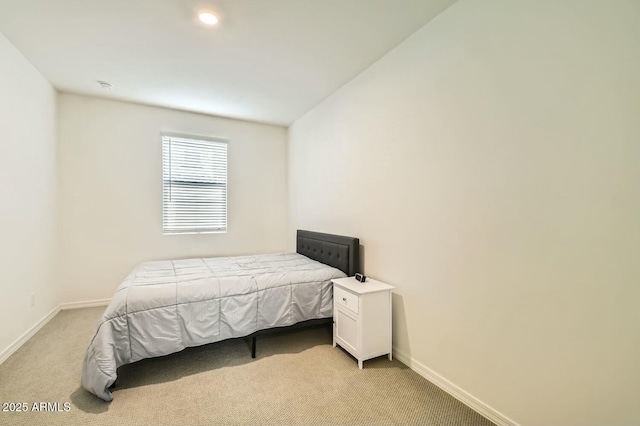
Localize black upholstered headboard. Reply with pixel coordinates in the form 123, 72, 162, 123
296, 230, 360, 277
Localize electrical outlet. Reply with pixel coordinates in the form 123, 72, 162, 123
30, 292, 36, 307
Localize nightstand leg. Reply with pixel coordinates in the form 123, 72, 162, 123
388, 353, 393, 361
332, 341, 336, 348
358, 359, 363, 369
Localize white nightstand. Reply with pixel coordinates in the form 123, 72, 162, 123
331, 276, 395, 369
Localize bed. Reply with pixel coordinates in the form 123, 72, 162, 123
81, 230, 360, 401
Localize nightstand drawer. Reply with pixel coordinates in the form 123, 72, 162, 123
334, 286, 359, 315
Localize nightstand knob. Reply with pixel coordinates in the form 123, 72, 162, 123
342, 297, 347, 302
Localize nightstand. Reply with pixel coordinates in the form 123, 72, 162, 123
331, 276, 395, 369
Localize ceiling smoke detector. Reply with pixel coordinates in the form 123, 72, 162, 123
97, 80, 114, 90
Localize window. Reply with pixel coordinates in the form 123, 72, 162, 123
162, 134, 228, 234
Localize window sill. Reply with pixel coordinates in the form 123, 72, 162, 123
163, 230, 227, 236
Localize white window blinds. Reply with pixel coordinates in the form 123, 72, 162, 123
162, 134, 228, 234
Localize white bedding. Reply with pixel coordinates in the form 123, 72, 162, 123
81, 253, 346, 401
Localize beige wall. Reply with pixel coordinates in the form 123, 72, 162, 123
0, 33, 58, 356
58, 94, 289, 302
288, 0, 640, 424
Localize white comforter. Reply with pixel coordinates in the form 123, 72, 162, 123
81, 253, 345, 401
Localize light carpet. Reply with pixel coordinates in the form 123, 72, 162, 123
0, 307, 494, 426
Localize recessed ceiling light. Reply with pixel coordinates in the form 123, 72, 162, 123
97, 80, 113, 90
198, 12, 218, 25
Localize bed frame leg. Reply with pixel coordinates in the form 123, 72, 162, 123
251, 336, 256, 358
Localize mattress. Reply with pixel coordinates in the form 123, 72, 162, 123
81, 252, 346, 401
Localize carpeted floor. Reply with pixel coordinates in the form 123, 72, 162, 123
0, 307, 494, 426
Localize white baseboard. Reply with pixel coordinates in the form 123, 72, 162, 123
0, 299, 111, 366
392, 346, 520, 426
59, 298, 111, 310
0, 305, 61, 365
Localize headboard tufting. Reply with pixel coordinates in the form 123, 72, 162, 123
296, 230, 360, 276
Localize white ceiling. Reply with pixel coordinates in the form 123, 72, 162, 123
0, 0, 456, 126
